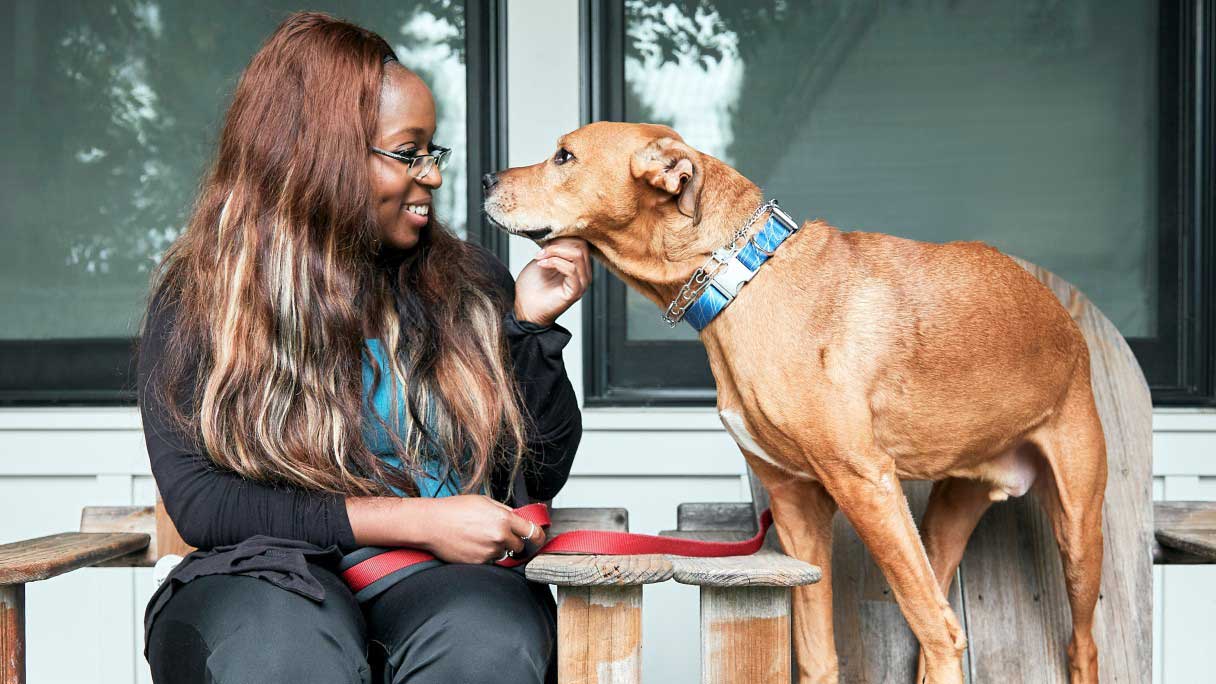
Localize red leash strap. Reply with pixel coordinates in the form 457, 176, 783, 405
342, 503, 773, 593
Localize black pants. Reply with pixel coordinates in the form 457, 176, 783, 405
146, 563, 557, 683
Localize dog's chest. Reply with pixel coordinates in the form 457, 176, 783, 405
718, 408, 815, 480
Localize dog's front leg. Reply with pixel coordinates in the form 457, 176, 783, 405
760, 466, 839, 684
815, 451, 966, 684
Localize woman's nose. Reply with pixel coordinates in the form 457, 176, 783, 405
418, 164, 443, 188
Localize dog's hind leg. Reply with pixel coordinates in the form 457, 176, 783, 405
920, 478, 995, 595
759, 464, 839, 684
915, 477, 993, 683
1030, 369, 1107, 684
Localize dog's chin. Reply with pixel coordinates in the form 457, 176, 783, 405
516, 228, 553, 241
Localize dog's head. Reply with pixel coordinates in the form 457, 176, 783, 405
484, 122, 759, 302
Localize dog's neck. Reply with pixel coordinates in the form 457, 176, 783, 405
590, 159, 765, 310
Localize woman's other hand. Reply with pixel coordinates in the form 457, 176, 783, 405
420, 495, 547, 564
513, 237, 592, 327
345, 495, 545, 564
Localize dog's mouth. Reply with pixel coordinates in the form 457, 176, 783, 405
517, 228, 552, 240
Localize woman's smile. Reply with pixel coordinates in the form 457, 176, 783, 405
400, 201, 430, 228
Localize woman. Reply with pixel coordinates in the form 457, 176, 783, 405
137, 12, 588, 683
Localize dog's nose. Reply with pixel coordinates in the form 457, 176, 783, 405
481, 173, 499, 191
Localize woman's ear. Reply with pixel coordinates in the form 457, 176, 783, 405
630, 137, 704, 221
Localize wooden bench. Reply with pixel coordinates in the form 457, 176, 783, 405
0, 503, 671, 684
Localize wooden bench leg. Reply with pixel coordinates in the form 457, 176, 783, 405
1, 584, 25, 684
700, 586, 790, 684
557, 585, 642, 684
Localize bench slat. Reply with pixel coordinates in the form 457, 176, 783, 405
80, 505, 157, 566
1154, 501, 1216, 564
0, 533, 150, 585
659, 529, 821, 588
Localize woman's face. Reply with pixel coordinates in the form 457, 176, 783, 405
370, 65, 442, 251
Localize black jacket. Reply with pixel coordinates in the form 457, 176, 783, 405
137, 244, 581, 642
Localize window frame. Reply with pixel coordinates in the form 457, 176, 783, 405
581, 0, 1215, 407
0, 0, 511, 406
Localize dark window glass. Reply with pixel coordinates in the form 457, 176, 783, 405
585, 0, 1214, 405
0, 1, 502, 403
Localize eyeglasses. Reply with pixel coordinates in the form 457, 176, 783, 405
370, 145, 452, 180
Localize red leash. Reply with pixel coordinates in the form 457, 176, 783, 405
342, 502, 773, 593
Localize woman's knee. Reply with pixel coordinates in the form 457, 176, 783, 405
370, 565, 553, 683
149, 573, 370, 684
204, 630, 371, 684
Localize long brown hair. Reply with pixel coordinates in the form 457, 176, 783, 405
144, 11, 527, 497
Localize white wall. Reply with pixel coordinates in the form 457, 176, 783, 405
1, 2, 1211, 682
1, 409, 1214, 682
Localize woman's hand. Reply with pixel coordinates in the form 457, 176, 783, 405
513, 237, 592, 327
345, 495, 545, 564
419, 495, 547, 564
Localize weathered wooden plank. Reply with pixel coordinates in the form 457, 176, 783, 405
0, 584, 23, 684
154, 497, 194, 560
1153, 501, 1216, 563
677, 502, 755, 532
659, 528, 821, 588
661, 530, 754, 542
958, 259, 1154, 684
701, 586, 790, 684
670, 550, 820, 588
0, 533, 150, 585
557, 584, 642, 684
525, 507, 673, 587
80, 506, 157, 566
549, 507, 629, 536
526, 554, 673, 587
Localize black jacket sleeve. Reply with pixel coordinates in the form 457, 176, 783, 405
471, 244, 583, 502
137, 290, 359, 552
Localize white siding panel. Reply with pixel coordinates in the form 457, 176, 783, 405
1, 410, 1214, 682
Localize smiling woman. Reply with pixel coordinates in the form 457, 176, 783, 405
131, 9, 589, 684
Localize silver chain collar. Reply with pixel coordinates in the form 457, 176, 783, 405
661, 200, 780, 327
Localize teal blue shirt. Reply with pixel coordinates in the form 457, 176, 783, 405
362, 339, 462, 497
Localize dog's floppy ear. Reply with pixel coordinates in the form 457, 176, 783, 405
630, 137, 704, 221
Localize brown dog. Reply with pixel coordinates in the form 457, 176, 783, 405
484, 122, 1107, 684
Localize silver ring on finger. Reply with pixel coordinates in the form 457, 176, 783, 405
496, 548, 515, 563
521, 522, 537, 543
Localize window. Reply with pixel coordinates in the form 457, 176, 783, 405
583, 0, 1214, 406
0, 0, 506, 403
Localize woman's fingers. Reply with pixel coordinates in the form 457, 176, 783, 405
538, 256, 578, 292
538, 256, 591, 299
537, 239, 592, 289
508, 511, 546, 548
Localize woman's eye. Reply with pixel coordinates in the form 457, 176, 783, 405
553, 147, 574, 165
396, 148, 418, 157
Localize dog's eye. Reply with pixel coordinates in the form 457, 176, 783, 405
553, 147, 575, 166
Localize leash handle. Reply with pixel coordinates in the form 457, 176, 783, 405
342, 503, 774, 592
